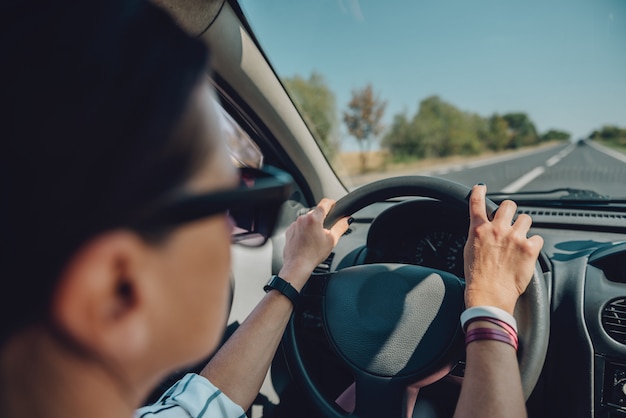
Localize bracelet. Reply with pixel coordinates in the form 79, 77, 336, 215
465, 327, 518, 351
465, 316, 518, 345
264, 275, 300, 308
460, 306, 518, 333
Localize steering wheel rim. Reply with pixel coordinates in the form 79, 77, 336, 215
284, 175, 549, 418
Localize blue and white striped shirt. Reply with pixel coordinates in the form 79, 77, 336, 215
136, 373, 246, 418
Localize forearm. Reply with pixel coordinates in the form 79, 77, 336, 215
454, 321, 526, 418
200, 290, 293, 411
201, 199, 347, 411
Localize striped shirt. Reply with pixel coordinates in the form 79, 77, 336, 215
136, 373, 246, 418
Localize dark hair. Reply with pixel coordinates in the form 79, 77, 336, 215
0, 0, 210, 343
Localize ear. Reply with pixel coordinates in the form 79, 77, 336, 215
51, 231, 154, 362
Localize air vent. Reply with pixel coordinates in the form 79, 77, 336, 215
517, 209, 626, 220
602, 298, 626, 344
313, 253, 334, 274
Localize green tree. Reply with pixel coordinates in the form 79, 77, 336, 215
409, 96, 483, 158
540, 129, 571, 142
502, 113, 538, 148
283, 72, 339, 159
343, 84, 387, 172
485, 114, 510, 151
589, 125, 626, 148
382, 112, 422, 158
382, 98, 544, 160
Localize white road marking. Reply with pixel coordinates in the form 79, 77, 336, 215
586, 140, 626, 164
545, 155, 561, 167
500, 143, 576, 192
545, 143, 575, 167
501, 166, 546, 193
417, 143, 564, 176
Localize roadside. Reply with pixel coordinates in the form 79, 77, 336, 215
335, 141, 566, 188
586, 140, 626, 164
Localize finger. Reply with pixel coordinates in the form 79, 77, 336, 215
312, 198, 337, 220
468, 184, 488, 226
527, 234, 544, 252
493, 200, 517, 226
328, 216, 351, 244
512, 213, 532, 233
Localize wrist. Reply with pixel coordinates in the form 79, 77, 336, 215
466, 320, 501, 331
461, 306, 518, 333
465, 288, 517, 315
264, 275, 301, 308
278, 265, 313, 291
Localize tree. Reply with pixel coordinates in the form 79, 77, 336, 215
540, 129, 571, 142
485, 114, 510, 151
502, 113, 538, 148
343, 84, 387, 172
589, 125, 626, 148
283, 72, 339, 159
382, 97, 544, 161
389, 96, 484, 159
382, 112, 421, 158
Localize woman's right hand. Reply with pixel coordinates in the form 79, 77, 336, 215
463, 184, 544, 315
279, 198, 350, 291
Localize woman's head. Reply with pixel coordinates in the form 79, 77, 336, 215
1, 0, 236, 377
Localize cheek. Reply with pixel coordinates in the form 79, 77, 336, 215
167, 215, 233, 354
193, 216, 233, 343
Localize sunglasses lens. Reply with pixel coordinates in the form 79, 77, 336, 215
228, 167, 290, 247
229, 208, 268, 247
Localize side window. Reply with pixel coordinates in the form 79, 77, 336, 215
214, 97, 264, 169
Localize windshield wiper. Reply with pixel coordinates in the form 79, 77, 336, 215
486, 188, 626, 204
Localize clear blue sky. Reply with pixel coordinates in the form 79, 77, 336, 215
239, 0, 625, 151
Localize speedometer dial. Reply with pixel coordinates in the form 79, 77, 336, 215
414, 231, 467, 277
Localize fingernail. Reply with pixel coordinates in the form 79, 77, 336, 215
348, 217, 354, 225
477, 182, 485, 186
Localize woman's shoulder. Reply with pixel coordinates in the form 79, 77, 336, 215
135, 373, 245, 418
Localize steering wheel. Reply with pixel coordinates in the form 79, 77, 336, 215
283, 176, 549, 418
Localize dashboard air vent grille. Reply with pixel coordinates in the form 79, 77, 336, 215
602, 298, 626, 344
517, 209, 626, 220
313, 253, 334, 274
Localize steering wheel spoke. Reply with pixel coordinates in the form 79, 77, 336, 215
350, 373, 405, 418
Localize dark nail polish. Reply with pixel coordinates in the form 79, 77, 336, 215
348, 217, 355, 225
477, 182, 485, 186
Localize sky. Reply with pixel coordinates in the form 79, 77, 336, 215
239, 0, 626, 151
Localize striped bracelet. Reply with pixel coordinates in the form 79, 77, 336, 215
464, 316, 518, 345
465, 327, 519, 351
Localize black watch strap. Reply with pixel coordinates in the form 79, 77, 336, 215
264, 275, 300, 308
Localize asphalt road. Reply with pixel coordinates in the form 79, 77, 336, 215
427, 141, 626, 198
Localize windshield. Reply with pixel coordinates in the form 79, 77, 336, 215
238, 0, 626, 198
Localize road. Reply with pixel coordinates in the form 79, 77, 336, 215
424, 141, 626, 197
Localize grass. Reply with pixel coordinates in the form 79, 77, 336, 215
333, 141, 565, 178
597, 139, 626, 154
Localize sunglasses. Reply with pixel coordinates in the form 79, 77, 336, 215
133, 165, 294, 247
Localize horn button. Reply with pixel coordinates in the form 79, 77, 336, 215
323, 264, 465, 379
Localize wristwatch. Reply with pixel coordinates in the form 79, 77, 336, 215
264, 275, 300, 308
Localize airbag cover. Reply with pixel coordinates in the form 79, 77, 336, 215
324, 264, 464, 378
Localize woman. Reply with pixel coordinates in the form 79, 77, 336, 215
0, 0, 543, 417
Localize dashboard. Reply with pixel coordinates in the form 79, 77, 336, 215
363, 200, 468, 278
296, 198, 626, 418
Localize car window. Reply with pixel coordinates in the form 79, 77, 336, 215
238, 0, 626, 198
215, 95, 264, 169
